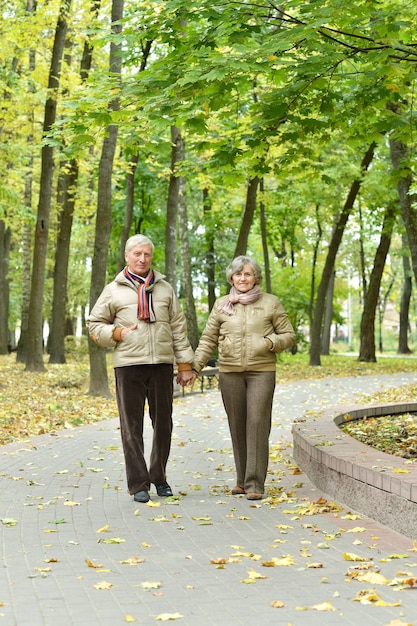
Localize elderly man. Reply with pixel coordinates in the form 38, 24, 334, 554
87, 234, 195, 503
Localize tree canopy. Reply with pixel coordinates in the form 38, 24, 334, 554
1, 0, 417, 377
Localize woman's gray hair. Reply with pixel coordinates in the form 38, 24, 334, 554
226, 256, 262, 285
125, 234, 154, 254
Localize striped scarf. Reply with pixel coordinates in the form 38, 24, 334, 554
218, 285, 262, 315
124, 267, 156, 323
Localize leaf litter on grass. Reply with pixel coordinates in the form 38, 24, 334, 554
1, 352, 417, 448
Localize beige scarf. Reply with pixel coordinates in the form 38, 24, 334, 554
218, 285, 262, 315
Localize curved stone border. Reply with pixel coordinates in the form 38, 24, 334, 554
292, 401, 417, 539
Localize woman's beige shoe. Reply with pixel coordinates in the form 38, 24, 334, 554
246, 492, 263, 500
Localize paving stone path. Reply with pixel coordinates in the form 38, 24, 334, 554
1, 372, 416, 625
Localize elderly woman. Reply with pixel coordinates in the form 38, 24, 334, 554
193, 256, 295, 500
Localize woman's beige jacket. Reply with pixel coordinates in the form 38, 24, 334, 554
193, 292, 295, 373
87, 270, 194, 369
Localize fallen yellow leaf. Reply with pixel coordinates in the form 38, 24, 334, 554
271, 600, 285, 608
86, 559, 103, 569
156, 613, 183, 621
343, 552, 369, 562
120, 556, 145, 565
247, 569, 268, 580
374, 599, 402, 607
311, 601, 336, 611
96, 524, 110, 533
93, 581, 113, 590
263, 555, 295, 567
356, 572, 389, 585
140, 581, 162, 589
353, 589, 381, 604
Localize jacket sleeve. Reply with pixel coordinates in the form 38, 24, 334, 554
265, 298, 296, 354
192, 305, 221, 373
86, 285, 118, 348
169, 292, 195, 365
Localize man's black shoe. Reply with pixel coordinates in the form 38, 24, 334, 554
156, 482, 173, 497
134, 490, 150, 503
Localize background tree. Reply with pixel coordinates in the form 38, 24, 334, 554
25, 0, 72, 372
87, 0, 124, 396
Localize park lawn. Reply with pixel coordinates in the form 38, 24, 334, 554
0, 352, 417, 448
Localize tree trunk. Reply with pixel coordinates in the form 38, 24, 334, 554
16, 222, 32, 362
321, 269, 335, 355
178, 176, 199, 349
308, 204, 322, 328
118, 153, 138, 272
398, 238, 412, 354
358, 201, 368, 301
48, 162, 79, 363
259, 178, 271, 293
88, 0, 124, 397
388, 132, 417, 287
49, 0, 100, 363
165, 125, 183, 288
234, 176, 259, 258
16, 2, 36, 363
358, 202, 397, 362
25, 0, 72, 372
309, 142, 376, 366
117, 41, 152, 271
203, 188, 216, 311
0, 221, 11, 354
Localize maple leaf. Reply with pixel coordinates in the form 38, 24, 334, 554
353, 589, 381, 604
271, 600, 285, 608
35, 567, 51, 573
263, 555, 296, 567
93, 581, 113, 590
0, 518, 18, 527
386, 553, 409, 559
96, 524, 110, 533
356, 572, 389, 585
120, 556, 145, 566
247, 569, 268, 580
140, 581, 162, 589
343, 552, 369, 562
86, 559, 103, 569
311, 601, 336, 611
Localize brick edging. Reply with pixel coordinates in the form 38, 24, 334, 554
292, 401, 417, 538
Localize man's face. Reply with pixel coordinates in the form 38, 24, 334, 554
125, 244, 153, 277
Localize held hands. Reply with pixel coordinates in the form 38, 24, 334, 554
176, 370, 197, 388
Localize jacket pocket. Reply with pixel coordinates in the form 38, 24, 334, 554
218, 334, 234, 357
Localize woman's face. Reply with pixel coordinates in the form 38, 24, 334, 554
232, 263, 256, 293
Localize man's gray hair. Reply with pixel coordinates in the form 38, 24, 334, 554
125, 234, 154, 254
225, 256, 262, 285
